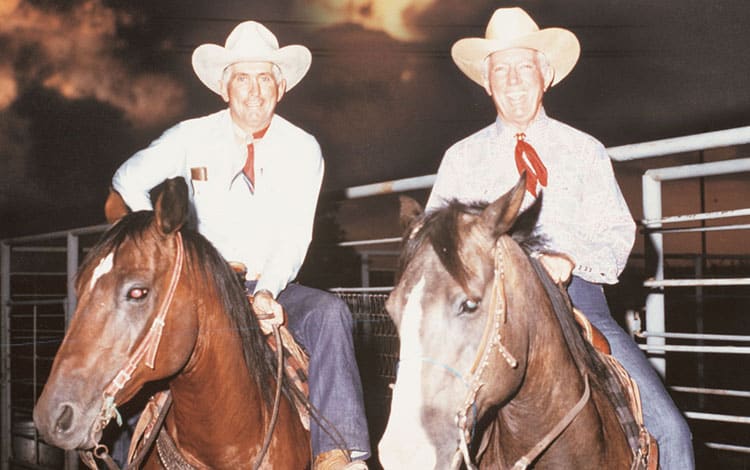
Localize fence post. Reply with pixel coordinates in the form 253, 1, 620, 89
1, 242, 10, 470
642, 173, 666, 378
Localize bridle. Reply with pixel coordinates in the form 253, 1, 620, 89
80, 232, 185, 469
79, 232, 285, 469
450, 237, 591, 470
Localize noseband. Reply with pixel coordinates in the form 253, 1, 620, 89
451, 237, 591, 470
81, 232, 185, 468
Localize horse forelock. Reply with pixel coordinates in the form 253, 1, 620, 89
399, 199, 545, 292
76, 211, 154, 293
400, 201, 478, 292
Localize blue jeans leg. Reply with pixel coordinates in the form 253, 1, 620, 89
568, 276, 694, 470
270, 283, 371, 459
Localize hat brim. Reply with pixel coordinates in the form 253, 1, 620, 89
192, 44, 312, 95
451, 28, 580, 87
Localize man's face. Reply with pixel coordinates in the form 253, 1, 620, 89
220, 61, 286, 133
484, 48, 552, 131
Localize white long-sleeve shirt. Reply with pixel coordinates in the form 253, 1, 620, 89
426, 109, 635, 284
112, 109, 324, 297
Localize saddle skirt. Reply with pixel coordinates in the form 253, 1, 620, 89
573, 308, 659, 470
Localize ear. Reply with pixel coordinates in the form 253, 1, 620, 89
276, 78, 287, 103
543, 66, 555, 91
219, 79, 230, 103
480, 173, 527, 237
152, 177, 189, 235
511, 191, 543, 241
104, 188, 130, 224
399, 195, 423, 231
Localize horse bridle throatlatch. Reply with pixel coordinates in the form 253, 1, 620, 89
450, 237, 591, 470
80, 232, 286, 470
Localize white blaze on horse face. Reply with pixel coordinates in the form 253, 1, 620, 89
379, 276, 438, 469
89, 252, 114, 291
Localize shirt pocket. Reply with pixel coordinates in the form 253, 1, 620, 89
190, 179, 222, 221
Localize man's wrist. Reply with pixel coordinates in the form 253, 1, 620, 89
253, 288, 274, 298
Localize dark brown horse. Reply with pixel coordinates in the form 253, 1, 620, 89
33, 178, 310, 468
378, 176, 636, 469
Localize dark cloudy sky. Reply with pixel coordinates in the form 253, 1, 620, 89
1, 0, 749, 239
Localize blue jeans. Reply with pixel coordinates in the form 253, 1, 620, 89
568, 277, 694, 469
247, 281, 371, 460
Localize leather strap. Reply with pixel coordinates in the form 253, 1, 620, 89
127, 391, 173, 469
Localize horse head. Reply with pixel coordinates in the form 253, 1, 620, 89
33, 178, 199, 450
379, 174, 555, 468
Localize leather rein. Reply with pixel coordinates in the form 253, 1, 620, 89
450, 237, 591, 470
80, 232, 285, 470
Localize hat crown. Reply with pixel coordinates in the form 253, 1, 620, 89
485, 7, 540, 42
225, 21, 280, 56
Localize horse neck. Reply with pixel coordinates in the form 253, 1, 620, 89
168, 285, 268, 448
494, 255, 596, 454
485, 254, 630, 467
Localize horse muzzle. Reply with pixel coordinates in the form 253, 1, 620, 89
33, 398, 102, 451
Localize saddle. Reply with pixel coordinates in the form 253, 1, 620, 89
572, 308, 659, 470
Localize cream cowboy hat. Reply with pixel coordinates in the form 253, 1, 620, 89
451, 7, 580, 87
192, 21, 312, 95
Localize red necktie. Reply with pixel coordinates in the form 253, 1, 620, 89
514, 133, 547, 196
242, 126, 270, 192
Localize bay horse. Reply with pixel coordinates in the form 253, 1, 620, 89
33, 178, 310, 468
378, 176, 642, 469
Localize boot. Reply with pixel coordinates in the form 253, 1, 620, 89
313, 449, 368, 470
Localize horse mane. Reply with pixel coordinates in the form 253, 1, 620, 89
527, 257, 612, 384
399, 197, 612, 391
399, 198, 546, 290
79, 211, 288, 409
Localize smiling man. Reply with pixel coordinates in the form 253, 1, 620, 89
425, 7, 693, 469
107, 21, 370, 469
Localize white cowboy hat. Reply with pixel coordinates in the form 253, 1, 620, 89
192, 21, 312, 95
451, 7, 580, 87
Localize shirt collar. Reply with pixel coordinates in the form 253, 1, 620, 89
493, 107, 549, 138
231, 115, 274, 146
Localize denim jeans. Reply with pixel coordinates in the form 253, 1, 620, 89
248, 281, 371, 459
568, 276, 694, 469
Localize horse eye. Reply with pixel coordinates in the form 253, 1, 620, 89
127, 287, 149, 301
460, 298, 480, 314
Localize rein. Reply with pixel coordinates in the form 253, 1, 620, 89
451, 237, 592, 470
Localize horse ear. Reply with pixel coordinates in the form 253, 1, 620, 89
104, 188, 130, 224
480, 173, 527, 236
399, 195, 423, 230
153, 177, 189, 235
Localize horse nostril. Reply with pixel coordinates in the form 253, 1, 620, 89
54, 404, 74, 434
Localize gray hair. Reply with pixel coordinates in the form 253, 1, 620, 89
482, 49, 553, 82
221, 62, 284, 84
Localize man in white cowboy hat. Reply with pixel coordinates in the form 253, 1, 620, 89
426, 7, 694, 469
106, 21, 370, 469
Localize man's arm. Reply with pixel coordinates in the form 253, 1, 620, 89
111, 124, 188, 214
566, 141, 635, 283
251, 141, 324, 334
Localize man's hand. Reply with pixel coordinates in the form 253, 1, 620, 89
251, 289, 285, 335
539, 254, 575, 284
